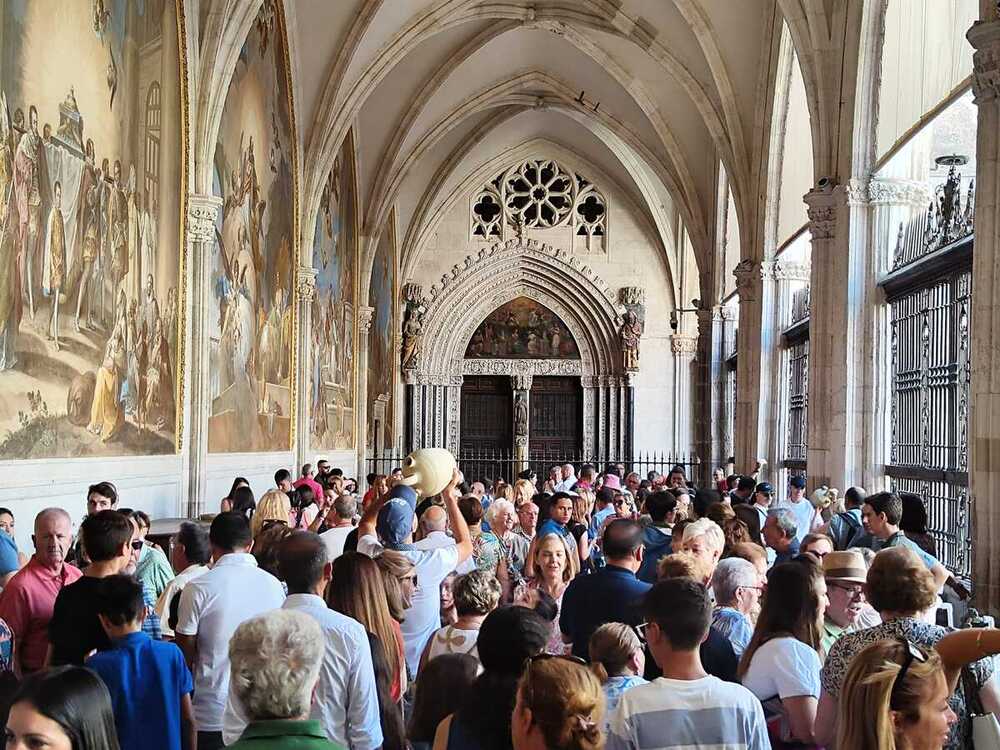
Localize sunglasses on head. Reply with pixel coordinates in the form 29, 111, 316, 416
525, 652, 588, 669
889, 638, 928, 709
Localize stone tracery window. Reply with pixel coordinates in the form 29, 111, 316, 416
471, 159, 608, 251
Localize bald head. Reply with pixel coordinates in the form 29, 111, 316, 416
420, 505, 448, 534
33, 508, 73, 568
278, 531, 329, 595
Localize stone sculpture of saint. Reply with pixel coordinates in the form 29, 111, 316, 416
514, 393, 528, 437
401, 305, 424, 370
621, 310, 642, 371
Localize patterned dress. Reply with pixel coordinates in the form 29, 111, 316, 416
821, 616, 994, 750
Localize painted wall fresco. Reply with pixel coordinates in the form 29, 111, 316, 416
208, 0, 296, 453
0, 0, 184, 458
310, 134, 356, 451
465, 298, 580, 359
367, 222, 395, 452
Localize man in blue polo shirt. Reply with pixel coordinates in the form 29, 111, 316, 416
559, 519, 651, 660
88, 575, 195, 750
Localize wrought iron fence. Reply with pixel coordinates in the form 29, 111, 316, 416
893, 160, 974, 271
786, 339, 809, 463
790, 285, 811, 326
365, 448, 701, 488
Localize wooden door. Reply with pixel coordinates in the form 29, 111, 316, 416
460, 376, 512, 453
529, 377, 581, 465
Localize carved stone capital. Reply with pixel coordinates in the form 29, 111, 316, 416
296, 267, 318, 304
402, 281, 424, 305
670, 334, 698, 356
512, 374, 533, 391
186, 194, 222, 244
773, 261, 811, 282
804, 185, 838, 240
358, 305, 376, 333
619, 287, 645, 307
868, 178, 931, 207
733, 259, 763, 303
969, 21, 1000, 104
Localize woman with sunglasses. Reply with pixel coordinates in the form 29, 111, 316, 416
838, 628, 1000, 750
816, 547, 1000, 748
512, 655, 605, 750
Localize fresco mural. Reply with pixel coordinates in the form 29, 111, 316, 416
367, 221, 395, 452
310, 134, 356, 450
0, 0, 184, 459
465, 298, 580, 359
208, 0, 296, 453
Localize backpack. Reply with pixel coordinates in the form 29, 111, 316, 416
831, 510, 863, 550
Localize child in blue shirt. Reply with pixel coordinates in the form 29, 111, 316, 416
87, 574, 196, 750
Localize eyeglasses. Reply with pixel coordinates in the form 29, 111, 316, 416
635, 621, 651, 642
889, 638, 927, 709
828, 581, 865, 600
738, 585, 764, 594
261, 518, 288, 531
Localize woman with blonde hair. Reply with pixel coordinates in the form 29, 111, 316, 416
837, 628, 1000, 750
512, 654, 605, 750
327, 552, 408, 702
375, 550, 417, 622
251, 488, 291, 537
512, 479, 536, 508
518, 533, 578, 654
588, 623, 646, 731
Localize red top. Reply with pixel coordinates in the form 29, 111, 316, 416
0, 557, 82, 671
293, 476, 324, 501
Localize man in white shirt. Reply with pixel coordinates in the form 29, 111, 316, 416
222, 532, 382, 749
320, 494, 357, 561
414, 505, 452, 550
775, 474, 821, 544
154, 521, 210, 637
175, 512, 286, 750
554, 463, 577, 493
357, 470, 472, 675
606, 578, 769, 750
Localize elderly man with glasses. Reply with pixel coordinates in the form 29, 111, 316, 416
709, 557, 761, 658
820, 550, 868, 653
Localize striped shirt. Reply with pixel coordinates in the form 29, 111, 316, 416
606, 675, 771, 750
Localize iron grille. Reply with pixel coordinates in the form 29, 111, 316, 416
888, 268, 971, 576
790, 285, 811, 325
786, 339, 809, 463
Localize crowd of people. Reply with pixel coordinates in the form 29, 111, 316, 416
0, 459, 995, 750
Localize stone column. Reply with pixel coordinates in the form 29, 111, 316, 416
732, 258, 775, 473
802, 181, 871, 490
294, 267, 317, 469
967, 17, 1000, 614
355, 305, 375, 479
581, 376, 598, 458
694, 307, 724, 485
512, 373, 532, 471
182, 194, 222, 518
670, 334, 698, 455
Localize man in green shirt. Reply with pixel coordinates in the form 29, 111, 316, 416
226, 607, 344, 750
820, 550, 868, 654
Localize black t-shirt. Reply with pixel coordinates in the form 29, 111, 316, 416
643, 625, 739, 684
49, 576, 111, 666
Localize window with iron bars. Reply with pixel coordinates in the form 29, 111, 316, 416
785, 338, 809, 467
881, 160, 973, 578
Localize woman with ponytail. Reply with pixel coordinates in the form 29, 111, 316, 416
588, 623, 647, 731
512, 655, 606, 750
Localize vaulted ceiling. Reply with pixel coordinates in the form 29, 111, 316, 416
259, 0, 782, 293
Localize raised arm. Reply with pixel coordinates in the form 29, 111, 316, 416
441, 469, 473, 563
935, 628, 1000, 693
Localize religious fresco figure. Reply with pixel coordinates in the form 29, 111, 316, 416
465, 297, 580, 360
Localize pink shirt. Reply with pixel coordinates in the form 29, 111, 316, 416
0, 557, 82, 671
293, 476, 323, 501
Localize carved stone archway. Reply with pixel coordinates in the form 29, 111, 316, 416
404, 239, 639, 459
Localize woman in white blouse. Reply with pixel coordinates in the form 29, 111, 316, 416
738, 557, 828, 746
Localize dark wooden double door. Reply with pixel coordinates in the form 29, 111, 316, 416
459, 376, 581, 457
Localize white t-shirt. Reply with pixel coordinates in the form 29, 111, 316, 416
606, 675, 769, 750
740, 636, 822, 701
320, 525, 354, 561
774, 496, 820, 544
175, 553, 286, 731
357, 534, 461, 675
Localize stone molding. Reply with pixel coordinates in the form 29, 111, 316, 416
804, 185, 838, 240
512, 373, 533, 390
670, 334, 698, 356
619, 287, 645, 306
773, 261, 811, 282
186, 194, 222, 244
461, 359, 583, 377
418, 238, 624, 379
733, 259, 767, 303
969, 21, 1000, 104
868, 178, 930, 207
358, 305, 375, 333
296, 267, 318, 304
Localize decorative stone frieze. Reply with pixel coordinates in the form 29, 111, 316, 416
512, 373, 533, 390
670, 335, 698, 356
358, 305, 375, 333
969, 21, 1000, 103
868, 179, 930, 207
772, 261, 811, 282
462, 359, 583, 377
186, 194, 222, 243
733, 259, 765, 303
296, 267, 318, 303
804, 185, 839, 240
